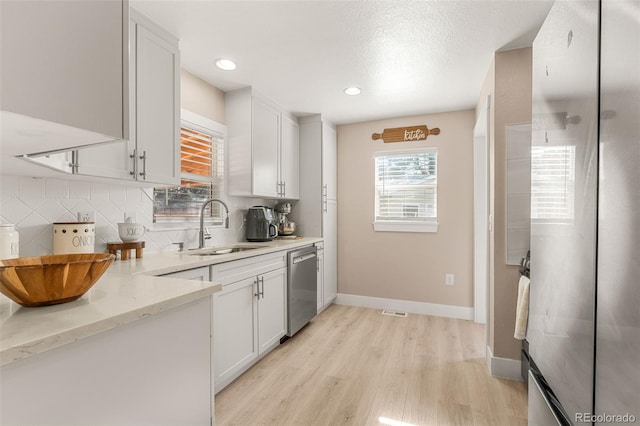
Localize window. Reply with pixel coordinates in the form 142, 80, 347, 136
153, 110, 225, 224
374, 148, 438, 232
531, 145, 575, 223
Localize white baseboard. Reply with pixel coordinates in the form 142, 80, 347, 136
335, 293, 474, 321
486, 345, 523, 382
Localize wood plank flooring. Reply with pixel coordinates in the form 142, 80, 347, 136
215, 304, 527, 426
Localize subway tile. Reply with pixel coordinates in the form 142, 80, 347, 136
126, 186, 142, 202
109, 185, 127, 204
45, 179, 69, 199
18, 177, 46, 210
36, 200, 70, 224
0, 198, 32, 225
90, 182, 110, 201
0, 175, 19, 199
69, 181, 91, 200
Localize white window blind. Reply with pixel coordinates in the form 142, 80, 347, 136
153, 114, 225, 223
531, 145, 575, 222
374, 149, 438, 232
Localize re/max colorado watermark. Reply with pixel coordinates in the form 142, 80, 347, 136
576, 413, 637, 423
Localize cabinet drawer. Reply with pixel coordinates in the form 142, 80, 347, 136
211, 251, 287, 286
161, 266, 210, 282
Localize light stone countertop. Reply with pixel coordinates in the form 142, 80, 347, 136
0, 237, 322, 366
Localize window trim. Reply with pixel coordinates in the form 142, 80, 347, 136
373, 148, 439, 233
152, 110, 227, 228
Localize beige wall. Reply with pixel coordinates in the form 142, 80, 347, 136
476, 48, 532, 360
181, 69, 226, 123
337, 110, 475, 308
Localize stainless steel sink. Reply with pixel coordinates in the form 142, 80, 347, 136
186, 245, 264, 256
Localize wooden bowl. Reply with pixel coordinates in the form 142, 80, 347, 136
0, 253, 115, 307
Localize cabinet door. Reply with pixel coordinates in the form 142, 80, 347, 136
280, 115, 300, 199
323, 200, 338, 304
74, 140, 134, 180
134, 23, 180, 185
0, 0, 126, 144
213, 277, 258, 392
257, 268, 287, 354
317, 249, 325, 312
252, 98, 280, 197
322, 122, 337, 201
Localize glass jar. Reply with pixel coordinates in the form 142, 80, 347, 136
0, 224, 19, 259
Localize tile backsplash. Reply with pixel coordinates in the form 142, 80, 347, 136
0, 175, 269, 257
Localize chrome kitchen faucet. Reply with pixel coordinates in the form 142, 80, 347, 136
199, 199, 230, 249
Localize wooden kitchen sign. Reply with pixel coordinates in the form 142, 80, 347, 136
372, 125, 440, 143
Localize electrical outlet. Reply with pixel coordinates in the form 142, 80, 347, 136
445, 273, 455, 286
77, 211, 95, 223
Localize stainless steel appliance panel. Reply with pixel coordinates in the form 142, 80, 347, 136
528, 371, 565, 426
595, 0, 640, 421
286, 246, 317, 337
529, 0, 600, 420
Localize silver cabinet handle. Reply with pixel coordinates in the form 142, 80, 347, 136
71, 150, 79, 174
139, 150, 147, 180
259, 276, 265, 298
323, 184, 328, 212
254, 279, 259, 298
129, 149, 138, 179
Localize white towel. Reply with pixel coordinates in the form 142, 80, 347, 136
514, 275, 530, 340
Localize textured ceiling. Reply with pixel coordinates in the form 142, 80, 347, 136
131, 1, 554, 125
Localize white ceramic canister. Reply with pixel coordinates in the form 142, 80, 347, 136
0, 224, 19, 259
53, 222, 95, 254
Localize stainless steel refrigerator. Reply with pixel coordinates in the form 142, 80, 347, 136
528, 0, 639, 424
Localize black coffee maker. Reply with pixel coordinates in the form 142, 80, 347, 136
245, 206, 278, 241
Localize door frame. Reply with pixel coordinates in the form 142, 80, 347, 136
473, 95, 491, 324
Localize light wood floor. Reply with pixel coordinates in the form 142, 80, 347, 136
215, 304, 527, 426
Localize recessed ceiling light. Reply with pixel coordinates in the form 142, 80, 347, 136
215, 58, 237, 71
344, 87, 361, 96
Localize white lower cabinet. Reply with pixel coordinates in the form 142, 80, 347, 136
257, 268, 287, 352
0, 297, 213, 425
316, 243, 325, 312
211, 252, 287, 393
213, 277, 259, 390
323, 200, 338, 305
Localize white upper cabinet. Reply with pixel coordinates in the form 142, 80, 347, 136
0, 0, 129, 155
226, 87, 300, 199
251, 97, 281, 197
131, 12, 180, 185
280, 114, 300, 199
322, 122, 337, 201
18, 9, 180, 185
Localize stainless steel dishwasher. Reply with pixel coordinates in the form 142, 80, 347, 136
286, 245, 318, 337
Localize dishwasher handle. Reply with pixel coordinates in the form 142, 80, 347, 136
293, 252, 317, 264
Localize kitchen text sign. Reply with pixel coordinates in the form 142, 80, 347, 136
372, 125, 440, 143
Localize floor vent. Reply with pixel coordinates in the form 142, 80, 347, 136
381, 310, 408, 318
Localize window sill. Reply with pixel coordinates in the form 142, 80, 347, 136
373, 221, 439, 233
